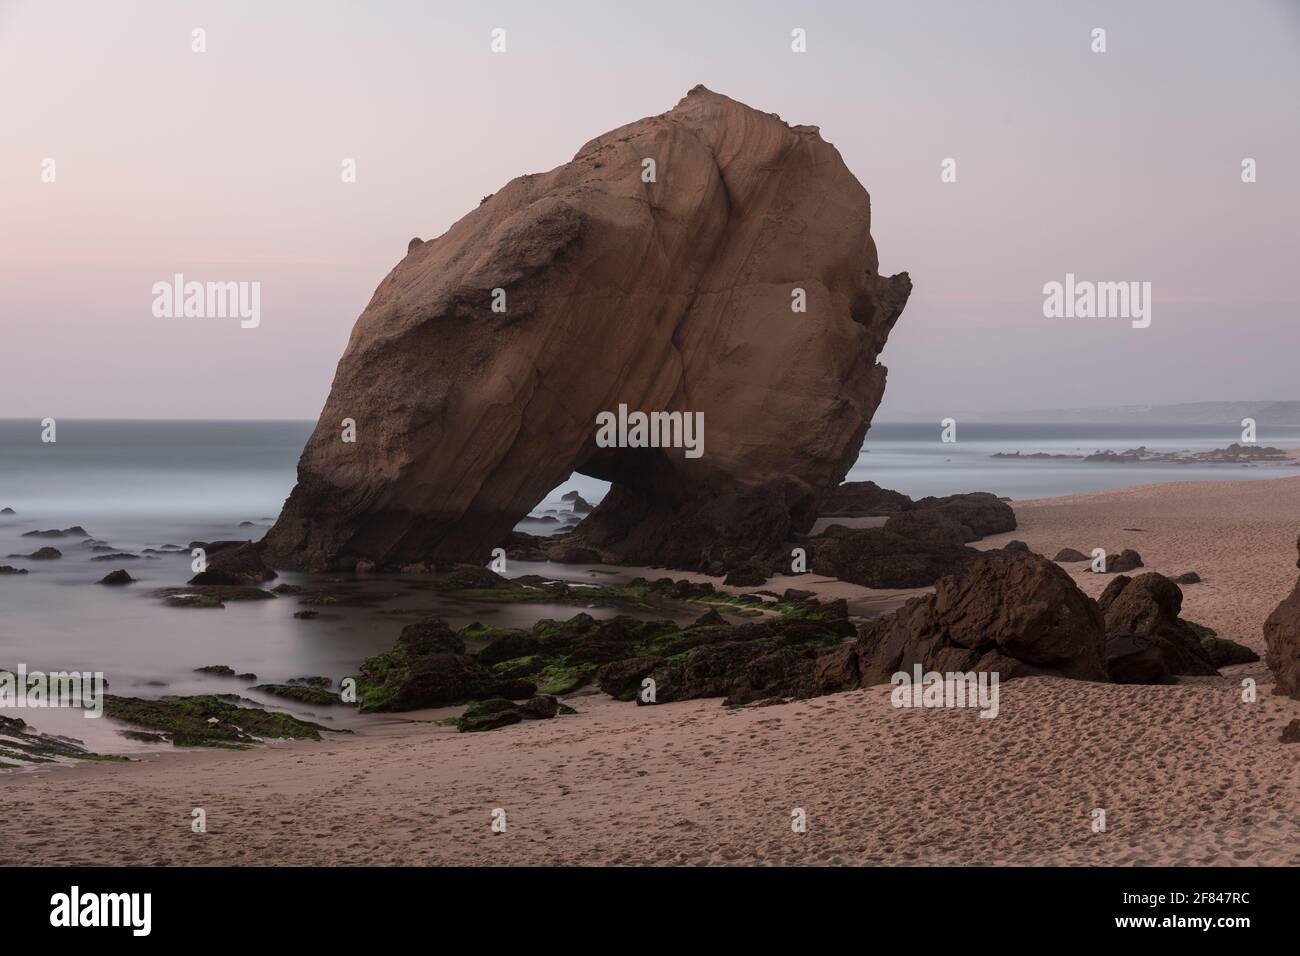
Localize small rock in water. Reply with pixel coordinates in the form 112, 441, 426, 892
0, 565, 30, 575
0, 507, 16, 515
7, 547, 62, 560
195, 665, 237, 676
97, 569, 134, 585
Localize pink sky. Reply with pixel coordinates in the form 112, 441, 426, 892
2, 0, 1297, 419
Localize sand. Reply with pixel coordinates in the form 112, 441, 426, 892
3, 477, 1298, 866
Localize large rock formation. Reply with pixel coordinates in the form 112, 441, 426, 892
1263, 533, 1300, 700
855, 552, 1109, 685
265, 87, 910, 572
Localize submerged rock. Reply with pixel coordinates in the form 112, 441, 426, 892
0, 565, 29, 575
264, 86, 910, 573
21, 526, 88, 538
8, 547, 61, 560
97, 569, 134, 585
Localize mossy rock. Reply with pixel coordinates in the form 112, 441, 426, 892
252, 683, 342, 706
456, 698, 523, 733
103, 695, 338, 747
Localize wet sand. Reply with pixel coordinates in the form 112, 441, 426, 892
2, 476, 1298, 866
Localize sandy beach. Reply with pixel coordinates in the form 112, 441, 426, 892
3, 475, 1298, 867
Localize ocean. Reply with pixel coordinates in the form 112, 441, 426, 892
2, 417, 1298, 754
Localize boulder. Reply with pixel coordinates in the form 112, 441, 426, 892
855, 551, 1108, 685
595, 657, 659, 701
1099, 573, 1219, 680
9, 547, 62, 560
1262, 533, 1300, 700
1104, 549, 1144, 573
263, 87, 910, 573
1053, 547, 1090, 562
189, 542, 276, 586
808, 524, 980, 589
723, 560, 769, 587
912, 492, 1016, 538
517, 694, 561, 720
820, 481, 914, 517
394, 616, 466, 656
97, 569, 134, 585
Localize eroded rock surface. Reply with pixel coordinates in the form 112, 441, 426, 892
265, 87, 910, 572
1263, 533, 1300, 700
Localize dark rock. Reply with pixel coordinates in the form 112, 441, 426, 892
97, 569, 134, 585
782, 588, 816, 603
1282, 719, 1300, 744
1100, 573, 1218, 678
723, 561, 769, 587
357, 628, 536, 712
811, 642, 861, 695
856, 551, 1108, 685
293, 610, 318, 619
252, 683, 341, 706
189, 542, 276, 586
22, 526, 88, 538
808, 525, 980, 589
883, 509, 973, 544
457, 698, 523, 733
91, 552, 140, 561
395, 616, 466, 656
691, 608, 729, 628
1263, 534, 1300, 701
1186, 623, 1259, 667
518, 694, 561, 719
1105, 634, 1175, 684
820, 481, 914, 517
1003, 540, 1030, 553
595, 657, 659, 701
0, 507, 14, 515
912, 492, 1016, 538
8, 547, 62, 560
562, 491, 594, 514
0, 565, 29, 575
1104, 549, 1144, 573
165, 594, 224, 608
194, 665, 236, 676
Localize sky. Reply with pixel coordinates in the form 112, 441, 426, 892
1, 0, 1297, 420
